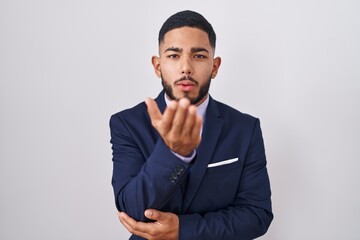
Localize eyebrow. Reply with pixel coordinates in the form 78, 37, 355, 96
165, 47, 182, 53
191, 47, 209, 53
164, 47, 209, 53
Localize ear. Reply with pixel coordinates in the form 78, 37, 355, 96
211, 57, 222, 79
151, 56, 161, 78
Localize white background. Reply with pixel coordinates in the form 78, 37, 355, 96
1, 0, 359, 239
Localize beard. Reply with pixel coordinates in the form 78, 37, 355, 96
161, 74, 212, 105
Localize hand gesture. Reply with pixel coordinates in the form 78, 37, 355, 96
118, 209, 179, 240
145, 97, 202, 156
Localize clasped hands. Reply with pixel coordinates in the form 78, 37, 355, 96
118, 97, 202, 239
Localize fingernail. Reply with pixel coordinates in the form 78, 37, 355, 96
179, 98, 189, 107
188, 105, 197, 114
145, 210, 152, 217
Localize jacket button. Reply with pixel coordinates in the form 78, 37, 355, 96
175, 165, 185, 174
169, 173, 178, 182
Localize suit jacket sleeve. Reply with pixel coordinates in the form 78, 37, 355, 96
110, 110, 190, 221
178, 119, 273, 240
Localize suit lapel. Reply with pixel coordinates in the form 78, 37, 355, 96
145, 91, 166, 143
155, 90, 167, 113
183, 96, 223, 212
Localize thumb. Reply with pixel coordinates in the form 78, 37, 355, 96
145, 209, 167, 222
145, 97, 162, 127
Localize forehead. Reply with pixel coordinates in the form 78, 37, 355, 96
160, 27, 212, 51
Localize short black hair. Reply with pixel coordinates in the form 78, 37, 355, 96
158, 10, 216, 49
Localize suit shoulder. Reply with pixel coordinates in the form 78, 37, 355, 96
213, 99, 258, 123
110, 101, 150, 131
111, 101, 147, 120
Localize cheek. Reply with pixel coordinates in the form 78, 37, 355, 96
196, 63, 213, 78
160, 62, 178, 80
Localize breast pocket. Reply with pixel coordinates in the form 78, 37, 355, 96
206, 157, 240, 174
190, 157, 242, 213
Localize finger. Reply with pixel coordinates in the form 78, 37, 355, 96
145, 97, 162, 128
118, 212, 134, 232
118, 212, 136, 234
181, 105, 197, 137
118, 212, 152, 239
118, 212, 136, 228
144, 209, 168, 222
171, 98, 190, 136
160, 100, 177, 134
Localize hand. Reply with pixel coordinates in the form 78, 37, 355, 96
145, 97, 202, 156
118, 209, 179, 240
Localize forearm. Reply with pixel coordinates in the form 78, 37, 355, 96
178, 205, 273, 240
114, 139, 189, 221
177, 119, 273, 240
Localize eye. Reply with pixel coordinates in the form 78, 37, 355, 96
167, 54, 179, 59
194, 54, 207, 59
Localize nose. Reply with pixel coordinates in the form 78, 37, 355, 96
180, 57, 193, 75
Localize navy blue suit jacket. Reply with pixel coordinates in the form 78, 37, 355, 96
110, 91, 273, 240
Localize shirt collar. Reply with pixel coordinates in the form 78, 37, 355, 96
164, 93, 209, 122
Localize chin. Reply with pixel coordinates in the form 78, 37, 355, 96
178, 92, 196, 100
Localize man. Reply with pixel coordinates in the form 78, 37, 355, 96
110, 10, 273, 240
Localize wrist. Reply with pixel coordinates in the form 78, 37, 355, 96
171, 150, 196, 164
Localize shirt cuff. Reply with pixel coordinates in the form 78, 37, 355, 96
171, 150, 196, 164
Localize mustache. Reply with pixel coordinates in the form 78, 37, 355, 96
174, 76, 198, 85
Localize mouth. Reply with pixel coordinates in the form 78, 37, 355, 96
176, 80, 196, 92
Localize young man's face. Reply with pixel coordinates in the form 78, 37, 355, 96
152, 27, 221, 106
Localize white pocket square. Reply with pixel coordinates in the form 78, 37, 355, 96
207, 158, 238, 168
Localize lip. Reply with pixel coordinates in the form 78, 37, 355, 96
176, 81, 196, 92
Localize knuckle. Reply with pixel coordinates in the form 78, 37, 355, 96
131, 223, 139, 231
151, 120, 157, 127
148, 228, 157, 236
167, 133, 176, 142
